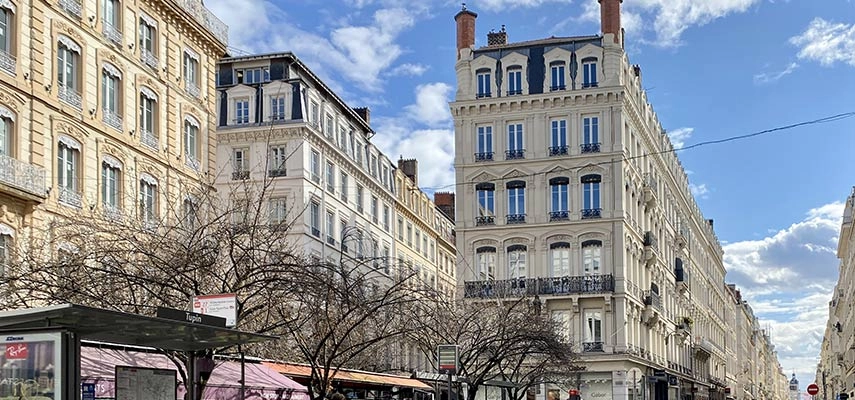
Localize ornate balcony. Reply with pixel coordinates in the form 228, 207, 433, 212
231, 170, 249, 180
185, 155, 200, 171
506, 214, 526, 224
185, 82, 200, 98
643, 231, 658, 266
476, 92, 492, 98
549, 211, 569, 222
581, 208, 602, 219
694, 336, 714, 359
140, 49, 158, 69
549, 145, 568, 156
59, 0, 82, 18
505, 149, 525, 160
550, 85, 566, 91
643, 290, 662, 312
58, 84, 82, 110
0, 154, 46, 200
643, 173, 658, 208
172, 0, 228, 46
58, 187, 82, 208
0, 50, 15, 76
506, 89, 522, 96
580, 143, 601, 153
102, 109, 122, 131
583, 342, 604, 352
475, 216, 495, 226
268, 168, 287, 178
463, 274, 615, 299
101, 21, 123, 45
140, 130, 158, 150
102, 205, 123, 221
474, 152, 494, 162
582, 82, 599, 89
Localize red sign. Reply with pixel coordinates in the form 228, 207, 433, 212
5, 343, 28, 360
807, 384, 819, 395
568, 390, 579, 396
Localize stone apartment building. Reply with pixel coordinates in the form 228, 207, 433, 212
450, 2, 787, 400
0, 0, 225, 258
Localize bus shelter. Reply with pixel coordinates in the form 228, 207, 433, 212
0, 303, 278, 400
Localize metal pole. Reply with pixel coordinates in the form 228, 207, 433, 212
187, 352, 197, 400
447, 372, 453, 400
240, 345, 246, 400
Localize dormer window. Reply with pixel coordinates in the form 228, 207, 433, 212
507, 66, 522, 95
476, 69, 491, 98
550, 62, 566, 91
583, 58, 598, 88
238, 67, 270, 84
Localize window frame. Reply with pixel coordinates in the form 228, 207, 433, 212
139, 176, 158, 223
550, 242, 571, 277
476, 68, 491, 98
506, 66, 522, 95
100, 159, 121, 211
550, 62, 566, 91
476, 246, 496, 280
507, 245, 527, 279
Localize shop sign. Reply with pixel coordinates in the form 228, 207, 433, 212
5, 343, 28, 360
192, 294, 238, 327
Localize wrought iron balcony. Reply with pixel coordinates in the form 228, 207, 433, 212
476, 92, 492, 98
268, 168, 286, 178
185, 155, 200, 171
644, 231, 658, 247
59, 0, 82, 18
102, 109, 122, 131
172, 0, 229, 46
231, 170, 249, 180
311, 227, 320, 237
140, 49, 158, 69
474, 152, 494, 162
102, 204, 123, 221
140, 130, 158, 150
0, 50, 15, 76
0, 154, 46, 199
643, 290, 662, 312
550, 85, 566, 91
506, 214, 526, 224
326, 236, 336, 246
580, 143, 601, 153
185, 82, 200, 98
582, 82, 599, 89
549, 145, 568, 156
549, 211, 569, 222
505, 149, 525, 160
506, 89, 522, 96
101, 21, 123, 45
581, 208, 602, 219
583, 342, 604, 352
475, 216, 495, 226
643, 173, 658, 207
58, 84, 82, 110
58, 187, 82, 208
463, 274, 615, 298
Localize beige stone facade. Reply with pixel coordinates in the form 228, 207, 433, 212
0, 0, 226, 255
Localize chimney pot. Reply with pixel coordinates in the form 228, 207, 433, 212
599, 0, 623, 45
352, 107, 370, 125
454, 5, 478, 60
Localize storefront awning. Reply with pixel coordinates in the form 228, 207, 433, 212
82, 346, 309, 400
0, 304, 275, 351
264, 362, 433, 390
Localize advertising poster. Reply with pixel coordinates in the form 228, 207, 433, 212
0, 332, 63, 400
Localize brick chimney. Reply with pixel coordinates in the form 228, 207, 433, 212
434, 192, 456, 220
599, 0, 622, 45
454, 4, 477, 59
398, 158, 418, 186
352, 107, 370, 125
487, 25, 507, 47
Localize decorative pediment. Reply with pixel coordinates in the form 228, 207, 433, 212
226, 84, 255, 97
0, 88, 25, 111
472, 55, 497, 69
468, 171, 497, 184
500, 51, 527, 66
576, 43, 602, 61
54, 21, 83, 44
502, 168, 527, 179
504, 237, 533, 247
473, 239, 498, 248
579, 163, 605, 175
543, 46, 572, 63
99, 139, 127, 160
53, 117, 88, 142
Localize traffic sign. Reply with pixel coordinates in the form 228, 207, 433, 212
437, 345, 458, 375
807, 383, 819, 395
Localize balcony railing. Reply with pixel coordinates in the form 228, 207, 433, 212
268, 168, 286, 178
185, 155, 200, 171
581, 208, 602, 219
58, 187, 82, 208
644, 231, 658, 247
326, 236, 336, 246
506, 214, 526, 224
583, 342, 604, 352
474, 152, 494, 162
506, 89, 522, 96
505, 149, 525, 160
476, 92, 492, 98
172, 0, 229, 46
102, 109, 122, 131
140, 49, 158, 69
463, 274, 615, 298
549, 145, 568, 156
643, 290, 662, 312
58, 84, 82, 110
59, 0, 82, 18
140, 130, 158, 150
582, 82, 599, 89
0, 154, 46, 198
549, 211, 569, 222
550, 85, 566, 91
475, 216, 495, 226
580, 143, 601, 153
185, 82, 200, 98
0, 50, 15, 76
311, 227, 320, 237
231, 170, 249, 180
101, 21, 123, 45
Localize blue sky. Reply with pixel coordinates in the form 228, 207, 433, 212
204, 0, 855, 387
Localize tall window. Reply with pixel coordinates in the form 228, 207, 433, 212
0, 6, 11, 55
551, 242, 570, 277
324, 114, 333, 137
476, 126, 493, 161
582, 116, 600, 153
271, 96, 286, 120
101, 67, 121, 129
139, 91, 156, 147
309, 201, 320, 237
139, 17, 157, 67
476, 69, 491, 98
184, 118, 199, 168
57, 38, 81, 108
356, 185, 364, 212
582, 240, 602, 275
397, 217, 404, 240
340, 173, 349, 200
549, 177, 569, 221
506, 181, 526, 223
550, 62, 565, 90
371, 196, 378, 223
406, 223, 412, 246
101, 159, 121, 211
269, 145, 287, 177
383, 205, 390, 232
235, 99, 249, 124
183, 50, 199, 94
182, 198, 198, 230
325, 211, 335, 244
475, 183, 495, 225
584, 310, 603, 348
507, 67, 522, 95
0, 228, 11, 272
232, 148, 248, 180
269, 198, 287, 225
0, 112, 12, 156
101, 0, 121, 43
325, 162, 335, 192
476, 247, 496, 280
507, 245, 527, 279
310, 150, 320, 183
550, 119, 567, 156
506, 123, 523, 159
140, 176, 157, 224
582, 174, 602, 218
311, 101, 319, 127
57, 137, 81, 205
552, 311, 571, 342
583, 59, 598, 88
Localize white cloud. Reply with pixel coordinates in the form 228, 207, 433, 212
753, 62, 799, 85
790, 18, 855, 67
404, 83, 453, 127
389, 63, 429, 77
476, 0, 573, 11
689, 183, 709, 199
666, 127, 694, 148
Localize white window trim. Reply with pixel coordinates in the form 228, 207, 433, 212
139, 11, 157, 28
58, 35, 81, 54
102, 62, 122, 79
183, 47, 199, 61
58, 134, 81, 150
0, 223, 13, 237
102, 155, 122, 170
0, 105, 14, 122
140, 86, 158, 102
184, 114, 200, 128
139, 172, 158, 186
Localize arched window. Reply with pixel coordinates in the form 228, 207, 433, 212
184, 115, 200, 169
0, 105, 15, 157
582, 240, 602, 275
0, 222, 13, 272
101, 155, 122, 212
57, 135, 82, 207
475, 246, 496, 280
140, 87, 158, 149
101, 63, 122, 130
507, 244, 527, 279
0, 0, 16, 71
550, 242, 570, 277
57, 35, 82, 109
140, 173, 158, 225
